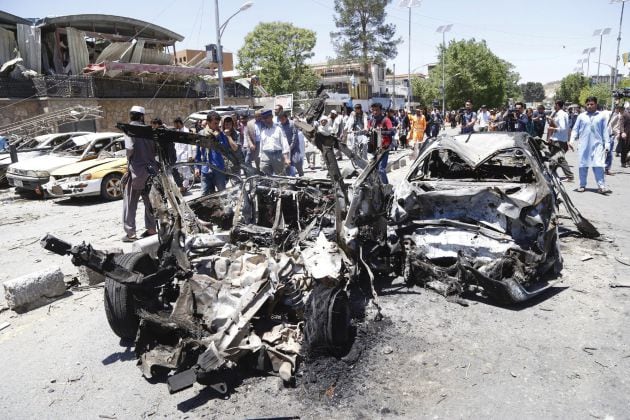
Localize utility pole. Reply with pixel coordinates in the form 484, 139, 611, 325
583, 47, 597, 78
399, 0, 421, 110
392, 63, 396, 108
612, 0, 628, 91
214, 0, 223, 105
436, 24, 453, 117
407, 7, 411, 108
593, 28, 611, 80
215, 1, 254, 106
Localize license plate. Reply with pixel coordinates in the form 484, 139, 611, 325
13, 179, 23, 187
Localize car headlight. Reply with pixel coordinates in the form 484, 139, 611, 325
79, 173, 92, 181
25, 170, 47, 177
6, 167, 15, 174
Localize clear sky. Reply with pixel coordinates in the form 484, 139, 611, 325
2, 0, 629, 84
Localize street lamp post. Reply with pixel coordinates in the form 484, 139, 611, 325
583, 47, 597, 78
399, 0, 422, 110
215, 0, 253, 106
593, 28, 611, 80
595, 61, 617, 88
436, 24, 453, 117
577, 58, 585, 74
611, 0, 629, 91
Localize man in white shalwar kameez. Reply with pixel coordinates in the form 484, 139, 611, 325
569, 96, 611, 194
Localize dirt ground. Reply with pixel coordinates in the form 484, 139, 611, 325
0, 143, 628, 419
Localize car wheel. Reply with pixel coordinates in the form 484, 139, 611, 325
101, 173, 123, 201
304, 284, 351, 356
104, 252, 158, 340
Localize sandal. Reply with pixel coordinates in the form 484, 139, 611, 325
121, 234, 137, 242
140, 230, 157, 238
576, 187, 585, 193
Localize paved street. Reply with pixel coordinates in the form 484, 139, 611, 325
0, 133, 629, 418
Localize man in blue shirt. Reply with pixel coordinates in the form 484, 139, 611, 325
278, 111, 301, 175
460, 100, 477, 134
195, 111, 231, 195
569, 96, 611, 194
532, 104, 547, 138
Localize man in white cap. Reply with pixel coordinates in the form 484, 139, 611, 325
122, 105, 157, 242
329, 109, 342, 138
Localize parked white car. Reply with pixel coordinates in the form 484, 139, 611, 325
6, 132, 124, 195
0, 132, 91, 185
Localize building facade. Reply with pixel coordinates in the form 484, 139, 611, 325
310, 60, 424, 108
174, 49, 234, 72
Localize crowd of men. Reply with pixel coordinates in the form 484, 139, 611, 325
120, 95, 630, 241
451, 97, 630, 195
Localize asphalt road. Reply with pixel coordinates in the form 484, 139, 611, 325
0, 129, 628, 419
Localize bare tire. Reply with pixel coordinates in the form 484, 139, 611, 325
100, 173, 123, 201
104, 253, 157, 339
304, 284, 351, 356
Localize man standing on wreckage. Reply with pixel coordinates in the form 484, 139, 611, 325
122, 105, 157, 242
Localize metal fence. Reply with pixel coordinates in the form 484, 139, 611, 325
1, 75, 272, 101
0, 77, 38, 98
0, 75, 214, 99
33, 75, 95, 98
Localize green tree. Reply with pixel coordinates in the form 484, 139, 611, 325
579, 83, 613, 108
410, 77, 440, 108
237, 22, 319, 95
423, 39, 517, 110
519, 82, 546, 102
555, 73, 588, 104
330, 0, 401, 86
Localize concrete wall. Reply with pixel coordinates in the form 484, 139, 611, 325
0, 97, 211, 133
0, 98, 46, 127
95, 98, 210, 130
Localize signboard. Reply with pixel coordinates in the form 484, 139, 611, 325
274, 94, 294, 113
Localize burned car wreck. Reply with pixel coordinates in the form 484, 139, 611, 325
388, 131, 599, 303
41, 93, 390, 394
40, 92, 599, 395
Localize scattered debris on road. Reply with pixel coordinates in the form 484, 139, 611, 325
38, 90, 602, 397
3, 266, 66, 312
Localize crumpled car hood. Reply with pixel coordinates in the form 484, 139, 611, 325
435, 133, 525, 168
390, 132, 563, 303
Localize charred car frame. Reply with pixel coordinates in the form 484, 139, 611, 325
41, 92, 598, 394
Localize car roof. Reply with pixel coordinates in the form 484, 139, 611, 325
422, 132, 527, 167
70, 132, 122, 146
